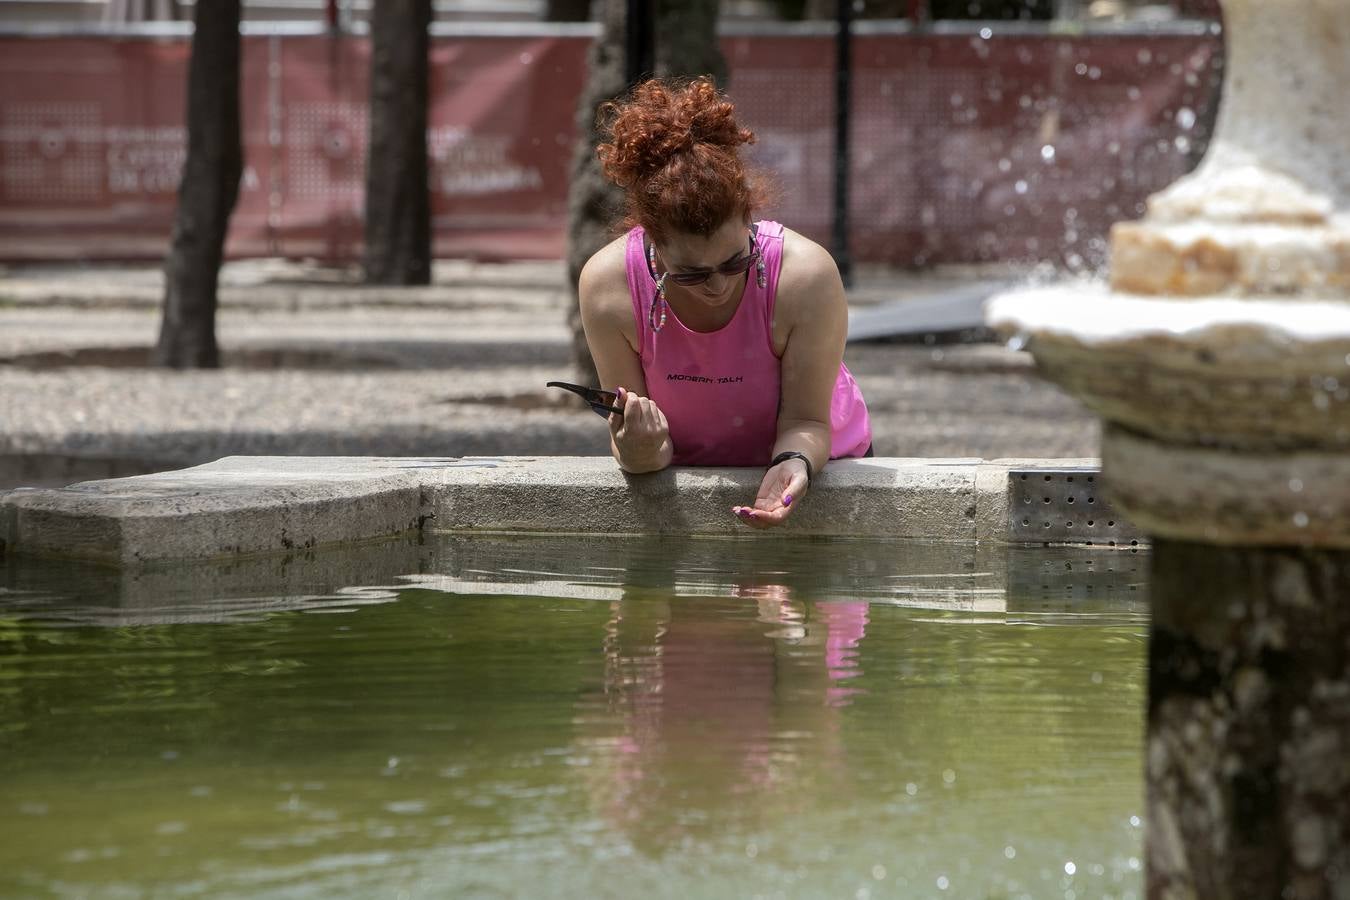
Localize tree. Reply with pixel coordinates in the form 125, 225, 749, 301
546, 0, 593, 20
153, 0, 242, 369
364, 0, 432, 286
783, 0, 1053, 20
564, 0, 727, 385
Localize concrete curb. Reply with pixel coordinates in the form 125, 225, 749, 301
1, 455, 1106, 565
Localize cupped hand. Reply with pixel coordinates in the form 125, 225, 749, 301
610, 387, 670, 459
732, 457, 810, 529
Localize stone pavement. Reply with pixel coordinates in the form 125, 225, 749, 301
0, 259, 1098, 490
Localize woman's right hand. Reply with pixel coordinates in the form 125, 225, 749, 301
610, 387, 672, 472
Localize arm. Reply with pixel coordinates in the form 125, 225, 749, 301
577, 240, 674, 474
773, 235, 847, 480
733, 233, 847, 528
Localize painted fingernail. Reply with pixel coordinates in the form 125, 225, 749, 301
736, 508, 749, 518
784, 494, 793, 506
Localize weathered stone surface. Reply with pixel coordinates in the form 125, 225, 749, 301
975, 461, 1014, 543
0, 455, 1106, 565
426, 456, 985, 540
986, 286, 1350, 451
1110, 221, 1350, 298
1, 456, 429, 565
1103, 425, 1350, 548
1148, 540, 1350, 900
1109, 0, 1349, 300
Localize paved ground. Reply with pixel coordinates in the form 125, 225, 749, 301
0, 259, 1098, 489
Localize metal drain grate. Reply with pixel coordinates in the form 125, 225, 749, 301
1008, 468, 1145, 547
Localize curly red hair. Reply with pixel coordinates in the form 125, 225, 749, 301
597, 77, 770, 243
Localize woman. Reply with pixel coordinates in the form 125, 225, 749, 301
578, 77, 872, 530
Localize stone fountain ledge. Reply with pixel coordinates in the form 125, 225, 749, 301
987, 284, 1350, 546
987, 283, 1350, 344
0, 455, 1106, 565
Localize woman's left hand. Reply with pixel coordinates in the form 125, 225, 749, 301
732, 457, 810, 529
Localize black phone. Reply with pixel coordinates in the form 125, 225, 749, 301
546, 381, 624, 417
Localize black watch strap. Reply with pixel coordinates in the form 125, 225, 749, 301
770, 451, 814, 487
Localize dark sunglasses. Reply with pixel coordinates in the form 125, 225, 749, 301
659, 231, 760, 287
547, 381, 624, 417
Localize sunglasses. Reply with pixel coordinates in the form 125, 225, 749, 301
547, 381, 624, 417
657, 231, 760, 287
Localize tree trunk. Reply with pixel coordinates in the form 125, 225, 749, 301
153, 0, 241, 369
925, 0, 1051, 19
564, 0, 727, 385
364, 0, 432, 286
546, 0, 593, 20
798, 0, 1052, 18
1148, 540, 1350, 899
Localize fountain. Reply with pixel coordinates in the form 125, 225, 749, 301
987, 0, 1349, 896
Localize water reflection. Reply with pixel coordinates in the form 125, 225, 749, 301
1, 532, 1147, 628
0, 534, 1147, 898
577, 576, 870, 855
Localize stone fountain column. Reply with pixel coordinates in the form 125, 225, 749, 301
988, 1, 1350, 897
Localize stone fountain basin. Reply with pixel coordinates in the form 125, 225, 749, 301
987, 284, 1350, 546
986, 284, 1350, 450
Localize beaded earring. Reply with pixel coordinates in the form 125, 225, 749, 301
647, 242, 668, 333
755, 254, 766, 289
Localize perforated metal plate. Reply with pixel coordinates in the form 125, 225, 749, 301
1008, 468, 1146, 547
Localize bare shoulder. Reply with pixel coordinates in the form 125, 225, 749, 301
776, 226, 846, 318
579, 234, 631, 314
578, 232, 638, 348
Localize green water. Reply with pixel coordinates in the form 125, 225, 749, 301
1, 535, 1146, 899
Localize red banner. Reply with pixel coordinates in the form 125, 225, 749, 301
0, 29, 1219, 266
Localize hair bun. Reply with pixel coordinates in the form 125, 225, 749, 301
596, 76, 772, 241
598, 77, 755, 189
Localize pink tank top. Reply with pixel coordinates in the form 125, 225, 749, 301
625, 220, 872, 467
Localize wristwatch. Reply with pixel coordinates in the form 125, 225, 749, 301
770, 451, 814, 487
